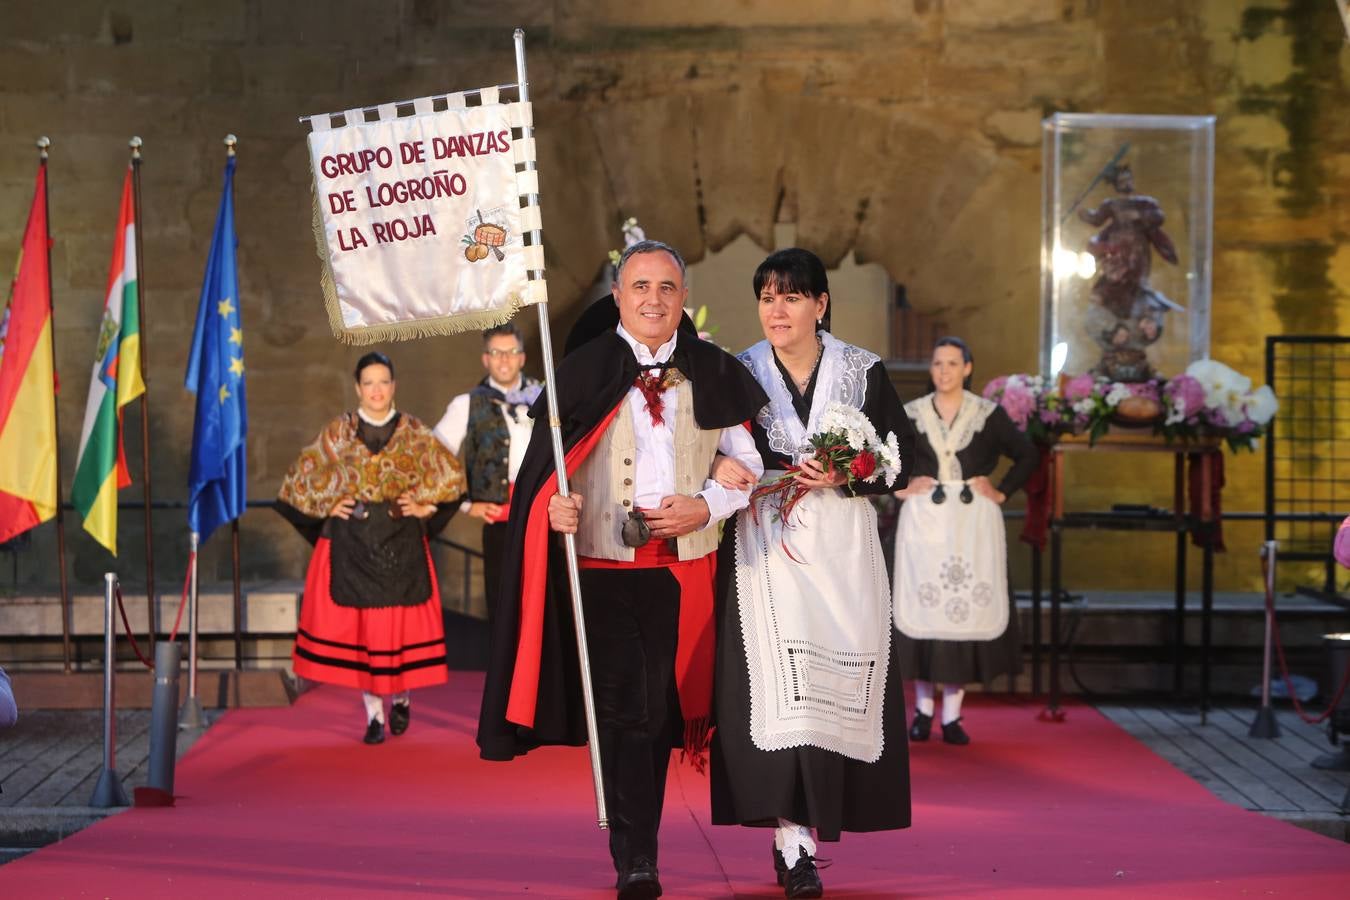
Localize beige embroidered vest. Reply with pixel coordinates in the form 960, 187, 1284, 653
572, 379, 721, 561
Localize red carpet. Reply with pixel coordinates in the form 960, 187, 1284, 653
4, 674, 1348, 897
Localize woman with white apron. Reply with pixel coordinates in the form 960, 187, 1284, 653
893, 337, 1037, 746
709, 248, 916, 899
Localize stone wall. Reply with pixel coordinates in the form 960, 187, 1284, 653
0, 0, 1346, 608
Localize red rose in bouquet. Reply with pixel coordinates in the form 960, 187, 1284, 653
849, 450, 877, 480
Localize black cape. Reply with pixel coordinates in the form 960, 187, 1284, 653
476, 300, 769, 760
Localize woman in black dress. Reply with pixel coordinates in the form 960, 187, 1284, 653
892, 337, 1036, 745
710, 248, 915, 898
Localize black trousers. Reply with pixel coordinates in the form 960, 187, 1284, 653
579, 566, 682, 873
480, 521, 510, 627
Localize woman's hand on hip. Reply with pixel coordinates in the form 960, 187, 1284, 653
969, 476, 1006, 505
329, 498, 356, 519
894, 475, 935, 500
397, 493, 437, 519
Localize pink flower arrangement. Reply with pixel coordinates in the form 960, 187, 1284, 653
982, 362, 1277, 452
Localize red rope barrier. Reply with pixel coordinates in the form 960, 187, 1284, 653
113, 582, 154, 670
110, 552, 194, 671
168, 552, 193, 643
1266, 587, 1350, 725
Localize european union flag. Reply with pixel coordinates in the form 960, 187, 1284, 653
186, 157, 246, 543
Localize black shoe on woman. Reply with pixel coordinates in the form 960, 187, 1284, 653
909, 711, 933, 742
783, 848, 824, 899
363, 719, 385, 745
389, 702, 410, 736
941, 717, 970, 746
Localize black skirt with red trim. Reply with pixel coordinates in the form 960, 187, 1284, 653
292, 537, 449, 694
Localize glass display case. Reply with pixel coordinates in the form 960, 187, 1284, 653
1040, 113, 1215, 382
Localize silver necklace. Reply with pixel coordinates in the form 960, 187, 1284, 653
789, 336, 823, 394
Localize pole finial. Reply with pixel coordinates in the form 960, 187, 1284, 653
36, 135, 50, 159
129, 135, 143, 159
224, 134, 238, 157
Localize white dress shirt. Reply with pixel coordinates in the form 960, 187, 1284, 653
615, 325, 763, 528
433, 375, 533, 511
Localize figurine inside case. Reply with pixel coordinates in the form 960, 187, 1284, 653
1040, 113, 1214, 383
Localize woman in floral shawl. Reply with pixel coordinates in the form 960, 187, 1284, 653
277, 351, 465, 745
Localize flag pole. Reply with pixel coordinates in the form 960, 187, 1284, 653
222, 133, 244, 671
514, 28, 608, 830
37, 137, 73, 674
130, 136, 156, 652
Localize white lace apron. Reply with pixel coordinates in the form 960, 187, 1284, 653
732, 336, 891, 762
892, 392, 1009, 641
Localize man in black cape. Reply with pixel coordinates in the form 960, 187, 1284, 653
477, 240, 767, 898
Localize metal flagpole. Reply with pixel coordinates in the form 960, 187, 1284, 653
514, 28, 608, 830
130, 136, 156, 652
179, 530, 204, 728
37, 137, 73, 674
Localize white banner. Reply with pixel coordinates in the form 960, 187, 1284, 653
305, 91, 546, 344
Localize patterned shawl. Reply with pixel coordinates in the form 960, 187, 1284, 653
277, 412, 465, 518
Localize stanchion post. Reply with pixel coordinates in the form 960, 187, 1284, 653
90, 572, 129, 807
146, 639, 183, 798
180, 531, 205, 728
1249, 539, 1281, 739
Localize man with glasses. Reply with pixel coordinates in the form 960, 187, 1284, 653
434, 323, 541, 625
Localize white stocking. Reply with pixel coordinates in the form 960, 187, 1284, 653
913, 680, 935, 717
775, 818, 817, 862
362, 691, 385, 724
940, 684, 965, 726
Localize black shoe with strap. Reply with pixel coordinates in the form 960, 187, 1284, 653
616, 856, 662, 899
783, 847, 824, 899
363, 719, 385, 745
942, 717, 971, 746
389, 702, 410, 736
909, 710, 933, 742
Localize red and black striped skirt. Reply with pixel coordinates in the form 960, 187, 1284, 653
292, 537, 449, 694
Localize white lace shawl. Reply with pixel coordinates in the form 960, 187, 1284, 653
904, 390, 997, 482
738, 332, 880, 458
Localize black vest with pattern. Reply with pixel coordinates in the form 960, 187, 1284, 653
463, 377, 537, 502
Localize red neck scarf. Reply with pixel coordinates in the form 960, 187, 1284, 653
633, 367, 686, 427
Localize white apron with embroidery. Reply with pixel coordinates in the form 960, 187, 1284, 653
732, 335, 892, 763
893, 392, 1009, 642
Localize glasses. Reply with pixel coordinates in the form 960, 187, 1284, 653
485, 348, 523, 358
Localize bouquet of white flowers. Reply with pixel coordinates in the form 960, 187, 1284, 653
751, 402, 902, 542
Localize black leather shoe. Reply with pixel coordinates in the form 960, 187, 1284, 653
389, 702, 410, 736
616, 856, 662, 899
772, 841, 789, 885
363, 719, 385, 745
909, 711, 933, 742
942, 718, 971, 746
783, 847, 823, 899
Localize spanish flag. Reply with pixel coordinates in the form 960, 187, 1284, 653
0, 163, 57, 545
72, 167, 144, 554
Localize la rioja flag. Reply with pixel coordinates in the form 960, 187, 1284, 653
72, 167, 145, 554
